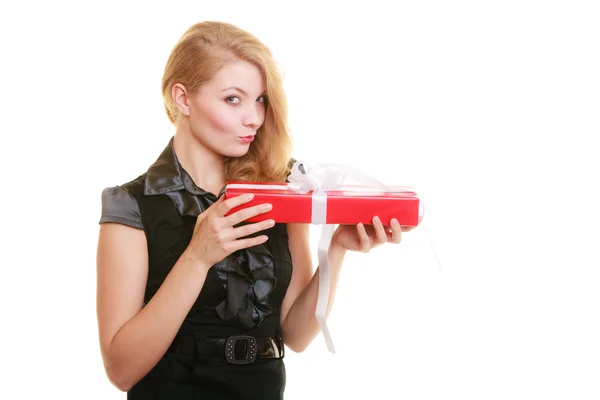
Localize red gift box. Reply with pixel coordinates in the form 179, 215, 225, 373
224, 182, 421, 226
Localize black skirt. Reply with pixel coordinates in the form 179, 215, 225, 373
128, 350, 286, 400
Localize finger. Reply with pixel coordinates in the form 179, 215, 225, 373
357, 223, 371, 252
218, 193, 256, 216
230, 234, 270, 252
231, 219, 276, 240
197, 195, 225, 223
372, 216, 388, 244
389, 218, 403, 244
225, 202, 273, 226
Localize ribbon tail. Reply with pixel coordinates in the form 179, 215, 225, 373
414, 193, 443, 272
316, 224, 336, 353
420, 223, 444, 272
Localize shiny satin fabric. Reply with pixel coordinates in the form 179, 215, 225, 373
143, 137, 277, 329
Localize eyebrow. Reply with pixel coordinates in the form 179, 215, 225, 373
221, 86, 266, 96
221, 86, 248, 95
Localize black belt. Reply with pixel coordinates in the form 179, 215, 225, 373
168, 333, 285, 365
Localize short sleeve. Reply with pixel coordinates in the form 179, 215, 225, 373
99, 186, 143, 229
285, 157, 297, 183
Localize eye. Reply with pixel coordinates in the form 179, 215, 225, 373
226, 96, 240, 104
257, 95, 267, 103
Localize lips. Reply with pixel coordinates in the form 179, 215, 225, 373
239, 135, 255, 143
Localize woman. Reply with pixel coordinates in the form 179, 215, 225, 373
97, 21, 405, 399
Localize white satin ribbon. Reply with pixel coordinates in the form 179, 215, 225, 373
287, 161, 396, 353
316, 224, 336, 352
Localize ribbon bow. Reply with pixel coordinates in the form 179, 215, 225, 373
287, 161, 389, 193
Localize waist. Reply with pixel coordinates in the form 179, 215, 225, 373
168, 331, 285, 365
180, 313, 283, 335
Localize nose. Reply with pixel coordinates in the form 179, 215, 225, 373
242, 104, 264, 129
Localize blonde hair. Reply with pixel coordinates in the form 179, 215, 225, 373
162, 21, 293, 183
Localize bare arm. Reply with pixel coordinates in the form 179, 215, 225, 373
279, 216, 404, 352
279, 224, 347, 352
97, 193, 273, 392
96, 223, 210, 392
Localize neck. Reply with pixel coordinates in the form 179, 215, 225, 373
172, 129, 226, 196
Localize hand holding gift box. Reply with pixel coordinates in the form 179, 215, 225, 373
224, 161, 424, 353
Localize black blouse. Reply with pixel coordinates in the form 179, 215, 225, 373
99, 137, 294, 399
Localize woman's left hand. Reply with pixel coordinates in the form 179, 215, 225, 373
331, 216, 413, 253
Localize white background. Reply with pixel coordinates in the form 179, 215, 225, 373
1, 1, 599, 399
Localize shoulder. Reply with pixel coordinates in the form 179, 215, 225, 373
99, 175, 146, 230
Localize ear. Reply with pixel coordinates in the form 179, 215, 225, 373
171, 83, 190, 117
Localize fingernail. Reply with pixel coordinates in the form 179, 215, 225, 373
391, 218, 399, 226
266, 219, 275, 226
262, 203, 272, 211
246, 194, 254, 201
373, 216, 380, 224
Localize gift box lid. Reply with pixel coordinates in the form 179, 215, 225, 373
225, 181, 418, 197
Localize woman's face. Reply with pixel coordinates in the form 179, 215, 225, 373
186, 60, 267, 157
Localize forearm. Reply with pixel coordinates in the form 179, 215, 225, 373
281, 243, 347, 352
104, 251, 209, 391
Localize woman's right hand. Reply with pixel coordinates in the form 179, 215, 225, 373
184, 194, 274, 269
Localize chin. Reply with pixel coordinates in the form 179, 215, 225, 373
221, 146, 250, 158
